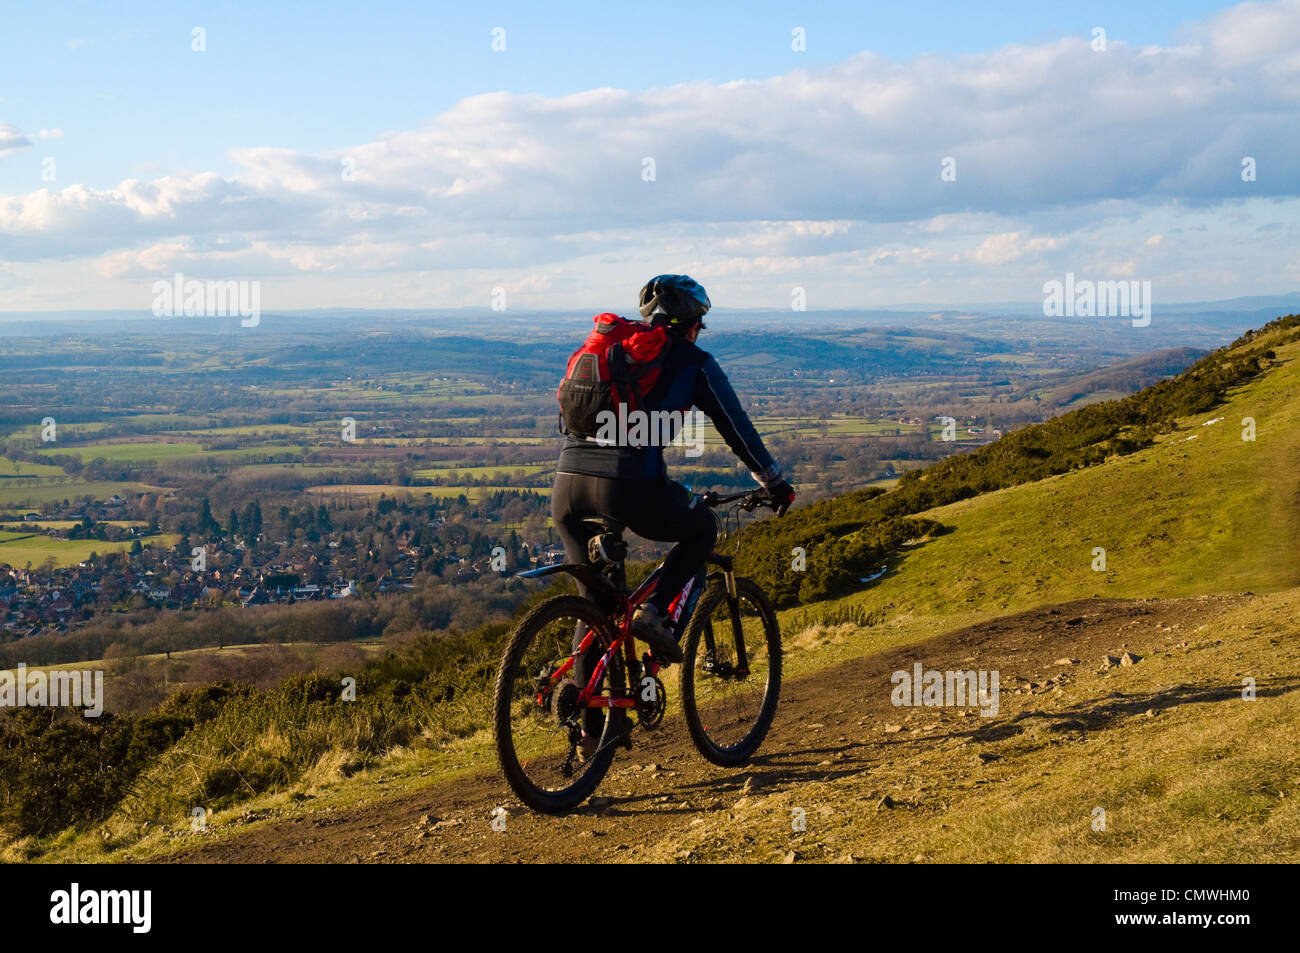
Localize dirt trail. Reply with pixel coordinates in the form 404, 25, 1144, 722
156, 595, 1248, 863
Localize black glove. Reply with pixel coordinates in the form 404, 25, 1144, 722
765, 479, 795, 516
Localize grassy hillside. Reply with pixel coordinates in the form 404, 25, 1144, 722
742, 314, 1300, 613
788, 324, 1299, 631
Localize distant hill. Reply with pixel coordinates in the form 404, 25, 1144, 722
1039, 346, 1206, 409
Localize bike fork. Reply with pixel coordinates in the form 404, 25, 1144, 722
707, 554, 750, 675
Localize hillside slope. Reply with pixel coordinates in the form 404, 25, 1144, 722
20, 317, 1300, 864
153, 589, 1300, 864
798, 327, 1300, 632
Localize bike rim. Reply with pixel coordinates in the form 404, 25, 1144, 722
500, 610, 620, 795
690, 592, 774, 752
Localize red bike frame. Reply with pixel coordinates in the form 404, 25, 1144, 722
532, 564, 701, 712
526, 487, 758, 716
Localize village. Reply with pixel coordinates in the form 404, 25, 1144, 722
0, 495, 565, 639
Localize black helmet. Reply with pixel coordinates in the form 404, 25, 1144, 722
638, 274, 711, 330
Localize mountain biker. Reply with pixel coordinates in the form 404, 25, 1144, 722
551, 274, 795, 668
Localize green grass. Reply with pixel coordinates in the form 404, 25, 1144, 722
0, 533, 179, 569
754, 415, 917, 437
0, 457, 66, 478
802, 339, 1300, 626
38, 442, 203, 463
0, 481, 161, 507
35, 442, 304, 464
201, 445, 304, 461
413, 464, 548, 480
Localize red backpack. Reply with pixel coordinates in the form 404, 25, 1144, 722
557, 313, 670, 438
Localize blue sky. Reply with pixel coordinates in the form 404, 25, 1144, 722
0, 0, 1234, 191
1, 0, 1297, 313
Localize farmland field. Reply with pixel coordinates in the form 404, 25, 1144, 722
38, 442, 205, 463
0, 457, 65, 477
0, 532, 179, 568
0, 481, 165, 506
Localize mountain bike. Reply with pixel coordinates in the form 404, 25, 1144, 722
493, 487, 784, 814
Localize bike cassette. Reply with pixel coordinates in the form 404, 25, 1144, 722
552, 678, 581, 727
635, 674, 666, 729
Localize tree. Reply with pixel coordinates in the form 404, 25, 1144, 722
198, 498, 219, 537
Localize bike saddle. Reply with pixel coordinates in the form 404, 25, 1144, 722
580, 515, 625, 535
583, 517, 628, 566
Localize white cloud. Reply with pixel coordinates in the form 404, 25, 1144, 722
0, 121, 33, 158
1194, 0, 1300, 70
2, 1, 1299, 308
969, 232, 1062, 264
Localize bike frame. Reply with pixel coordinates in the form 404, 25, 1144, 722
522, 489, 757, 714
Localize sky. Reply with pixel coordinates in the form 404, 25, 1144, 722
1, 0, 1298, 314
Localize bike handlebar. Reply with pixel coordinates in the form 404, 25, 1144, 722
698, 488, 777, 513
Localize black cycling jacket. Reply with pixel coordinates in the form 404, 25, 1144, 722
556, 333, 781, 483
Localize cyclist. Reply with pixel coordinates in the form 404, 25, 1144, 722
551, 274, 795, 666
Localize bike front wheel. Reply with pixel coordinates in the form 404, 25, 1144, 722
494, 595, 627, 814
679, 577, 782, 766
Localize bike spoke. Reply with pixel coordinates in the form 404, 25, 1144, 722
501, 609, 616, 795
690, 596, 773, 751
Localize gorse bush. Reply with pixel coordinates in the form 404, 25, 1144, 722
0, 682, 249, 836
0, 580, 568, 843
796, 517, 945, 604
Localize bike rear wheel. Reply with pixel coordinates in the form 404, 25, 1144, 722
494, 595, 627, 814
679, 577, 782, 766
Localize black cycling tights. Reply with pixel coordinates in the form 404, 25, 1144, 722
551, 472, 717, 613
